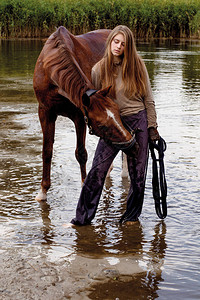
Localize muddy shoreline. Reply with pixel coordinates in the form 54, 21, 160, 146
0, 246, 147, 300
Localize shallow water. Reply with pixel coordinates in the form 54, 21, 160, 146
0, 38, 200, 299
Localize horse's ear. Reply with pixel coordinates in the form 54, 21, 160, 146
82, 93, 90, 107
97, 85, 112, 97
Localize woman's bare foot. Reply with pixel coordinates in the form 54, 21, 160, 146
125, 221, 138, 225
62, 223, 74, 228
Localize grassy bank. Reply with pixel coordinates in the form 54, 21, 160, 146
0, 0, 200, 38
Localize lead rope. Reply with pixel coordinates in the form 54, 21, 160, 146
149, 137, 167, 219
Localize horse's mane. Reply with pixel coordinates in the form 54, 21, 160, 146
42, 27, 89, 107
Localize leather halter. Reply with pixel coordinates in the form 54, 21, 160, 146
83, 89, 97, 135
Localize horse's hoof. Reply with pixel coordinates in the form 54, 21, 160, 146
35, 188, 47, 201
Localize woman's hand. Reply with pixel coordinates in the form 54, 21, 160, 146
148, 127, 160, 141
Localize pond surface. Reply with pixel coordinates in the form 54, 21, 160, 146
0, 38, 200, 299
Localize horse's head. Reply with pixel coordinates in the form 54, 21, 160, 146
82, 87, 139, 157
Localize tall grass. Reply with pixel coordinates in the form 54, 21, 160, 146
0, 0, 199, 38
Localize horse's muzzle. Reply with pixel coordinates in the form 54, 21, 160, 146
112, 135, 139, 158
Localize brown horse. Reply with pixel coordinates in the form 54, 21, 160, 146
33, 26, 137, 201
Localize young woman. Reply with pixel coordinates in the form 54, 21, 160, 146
71, 25, 159, 225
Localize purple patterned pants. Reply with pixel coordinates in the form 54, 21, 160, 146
71, 109, 149, 225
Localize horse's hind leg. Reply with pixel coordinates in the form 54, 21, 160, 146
121, 153, 129, 177
74, 114, 87, 183
35, 106, 57, 201
106, 153, 128, 178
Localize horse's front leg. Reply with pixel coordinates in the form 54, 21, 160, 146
35, 106, 57, 201
74, 114, 87, 183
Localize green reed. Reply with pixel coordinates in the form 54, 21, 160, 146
0, 0, 199, 38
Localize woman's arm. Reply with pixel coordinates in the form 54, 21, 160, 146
143, 65, 158, 129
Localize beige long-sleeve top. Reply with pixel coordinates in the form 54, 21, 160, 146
91, 61, 157, 128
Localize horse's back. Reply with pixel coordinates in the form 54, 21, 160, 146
33, 27, 110, 106
75, 29, 111, 66
35, 26, 110, 79
44, 26, 110, 59
76, 29, 111, 46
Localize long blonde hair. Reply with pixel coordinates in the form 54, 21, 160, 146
99, 25, 147, 98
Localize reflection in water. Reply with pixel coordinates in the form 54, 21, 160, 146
99, 176, 130, 224
39, 201, 55, 245
0, 39, 200, 299
73, 220, 145, 256
85, 221, 167, 299
73, 175, 167, 299
0, 39, 43, 103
